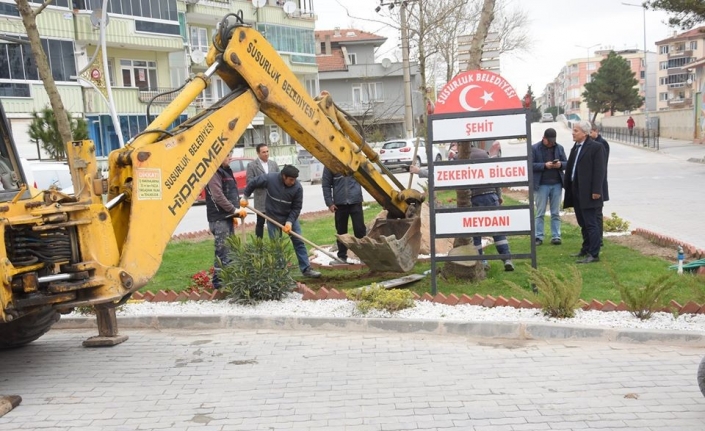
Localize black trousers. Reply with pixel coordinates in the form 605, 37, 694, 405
255, 213, 266, 239
573, 192, 602, 258
334, 203, 366, 259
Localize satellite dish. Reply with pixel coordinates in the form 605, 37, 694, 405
190, 50, 205, 64
253, 0, 266, 8
89, 9, 109, 28
269, 131, 280, 143
381, 58, 391, 69
283, 1, 296, 14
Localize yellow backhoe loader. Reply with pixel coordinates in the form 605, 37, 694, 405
0, 12, 423, 348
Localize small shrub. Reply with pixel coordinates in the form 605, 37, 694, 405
347, 283, 415, 314
505, 265, 583, 318
219, 235, 295, 305
189, 267, 215, 293
613, 271, 676, 320
603, 212, 630, 232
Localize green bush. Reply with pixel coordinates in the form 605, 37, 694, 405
220, 235, 295, 305
347, 283, 415, 314
603, 212, 630, 232
506, 265, 583, 318
613, 271, 676, 320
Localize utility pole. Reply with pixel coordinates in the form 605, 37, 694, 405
375, 0, 416, 139
576, 43, 600, 122
623, 2, 649, 130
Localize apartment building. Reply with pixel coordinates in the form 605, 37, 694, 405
655, 27, 705, 111
0, 0, 316, 159
547, 47, 656, 122
315, 28, 423, 141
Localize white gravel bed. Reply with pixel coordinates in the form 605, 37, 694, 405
66, 292, 705, 333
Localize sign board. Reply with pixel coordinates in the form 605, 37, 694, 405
435, 208, 532, 236
426, 69, 535, 295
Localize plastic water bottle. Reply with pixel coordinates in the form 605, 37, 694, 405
677, 245, 684, 275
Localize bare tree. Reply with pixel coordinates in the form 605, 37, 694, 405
15, 0, 73, 147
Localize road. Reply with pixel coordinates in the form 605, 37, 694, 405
176, 125, 705, 251
1, 328, 703, 430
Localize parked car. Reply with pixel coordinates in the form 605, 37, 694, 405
377, 138, 442, 170
195, 157, 254, 204
540, 113, 554, 123
25, 161, 74, 194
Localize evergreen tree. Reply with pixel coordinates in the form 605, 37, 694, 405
544, 106, 564, 118
28, 108, 89, 160
645, 0, 705, 29
582, 51, 643, 123
525, 86, 541, 122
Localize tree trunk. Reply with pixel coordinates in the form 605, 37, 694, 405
454, 0, 496, 247
16, 0, 73, 149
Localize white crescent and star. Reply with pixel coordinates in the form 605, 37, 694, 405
458, 85, 495, 112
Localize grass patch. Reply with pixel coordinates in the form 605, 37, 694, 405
144, 191, 705, 305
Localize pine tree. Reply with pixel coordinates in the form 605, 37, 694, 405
28, 108, 89, 160
582, 51, 643, 123
526, 85, 541, 123
645, 0, 705, 29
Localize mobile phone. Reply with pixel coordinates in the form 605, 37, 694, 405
553, 159, 559, 163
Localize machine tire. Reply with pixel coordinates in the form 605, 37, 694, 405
416, 156, 422, 167
0, 307, 60, 349
698, 356, 705, 397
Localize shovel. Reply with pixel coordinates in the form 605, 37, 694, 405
244, 205, 347, 265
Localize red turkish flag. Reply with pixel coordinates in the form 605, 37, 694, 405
434, 70, 522, 114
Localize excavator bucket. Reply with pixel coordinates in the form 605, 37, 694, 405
337, 216, 422, 273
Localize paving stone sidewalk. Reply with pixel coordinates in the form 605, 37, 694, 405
1, 328, 704, 431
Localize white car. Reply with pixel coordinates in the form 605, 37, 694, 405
377, 138, 442, 170
25, 161, 74, 194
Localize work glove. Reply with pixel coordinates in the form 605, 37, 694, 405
237, 208, 247, 219
240, 197, 249, 207
232, 217, 239, 227
282, 221, 292, 234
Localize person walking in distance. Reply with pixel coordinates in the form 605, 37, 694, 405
531, 128, 567, 246
321, 168, 366, 264
241, 165, 321, 278
205, 153, 245, 289
246, 143, 279, 239
564, 121, 606, 264
410, 142, 515, 271
589, 123, 610, 246
627, 116, 635, 135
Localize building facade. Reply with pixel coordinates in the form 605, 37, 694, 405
655, 27, 705, 111
315, 28, 423, 141
0, 0, 316, 160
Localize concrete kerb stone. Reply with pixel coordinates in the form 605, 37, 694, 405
54, 315, 705, 347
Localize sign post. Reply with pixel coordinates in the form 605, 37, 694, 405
427, 70, 536, 294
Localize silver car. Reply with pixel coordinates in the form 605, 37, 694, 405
377, 138, 442, 170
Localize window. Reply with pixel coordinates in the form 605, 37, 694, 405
640, 70, 645, 79
256, 24, 316, 64
659, 61, 668, 70
347, 53, 357, 65
190, 27, 209, 54
659, 45, 669, 54
587, 62, 596, 71
82, 0, 178, 21
675, 43, 686, 52
659, 92, 668, 101
120, 59, 157, 90
305, 78, 318, 96
0, 37, 74, 83
690, 41, 698, 50
352, 84, 363, 105
366, 82, 382, 101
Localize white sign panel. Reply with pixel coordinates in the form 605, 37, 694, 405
432, 113, 525, 142
435, 208, 532, 235
434, 160, 528, 187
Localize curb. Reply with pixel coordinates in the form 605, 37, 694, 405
53, 315, 705, 347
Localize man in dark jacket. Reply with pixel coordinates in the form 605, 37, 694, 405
241, 165, 321, 278
205, 155, 243, 289
564, 121, 606, 263
531, 128, 568, 245
321, 167, 366, 263
589, 123, 610, 245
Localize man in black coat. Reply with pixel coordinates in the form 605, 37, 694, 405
564, 121, 606, 263
590, 123, 610, 244
321, 167, 366, 263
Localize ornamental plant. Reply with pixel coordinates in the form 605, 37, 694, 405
219, 235, 295, 305
506, 265, 583, 318
347, 283, 415, 314
189, 267, 215, 293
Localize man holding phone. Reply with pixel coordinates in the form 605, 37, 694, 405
532, 128, 568, 245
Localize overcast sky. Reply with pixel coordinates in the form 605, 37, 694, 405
313, 0, 679, 97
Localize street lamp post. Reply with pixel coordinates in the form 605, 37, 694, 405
576, 43, 600, 122
375, 0, 416, 139
622, 2, 649, 130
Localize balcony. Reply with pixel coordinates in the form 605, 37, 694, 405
84, 87, 200, 114
668, 49, 693, 58
668, 97, 692, 107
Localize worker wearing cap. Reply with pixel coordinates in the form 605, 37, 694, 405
532, 128, 568, 246
241, 165, 321, 278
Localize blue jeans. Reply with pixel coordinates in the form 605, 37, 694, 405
471, 193, 511, 257
534, 183, 562, 240
267, 219, 311, 273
